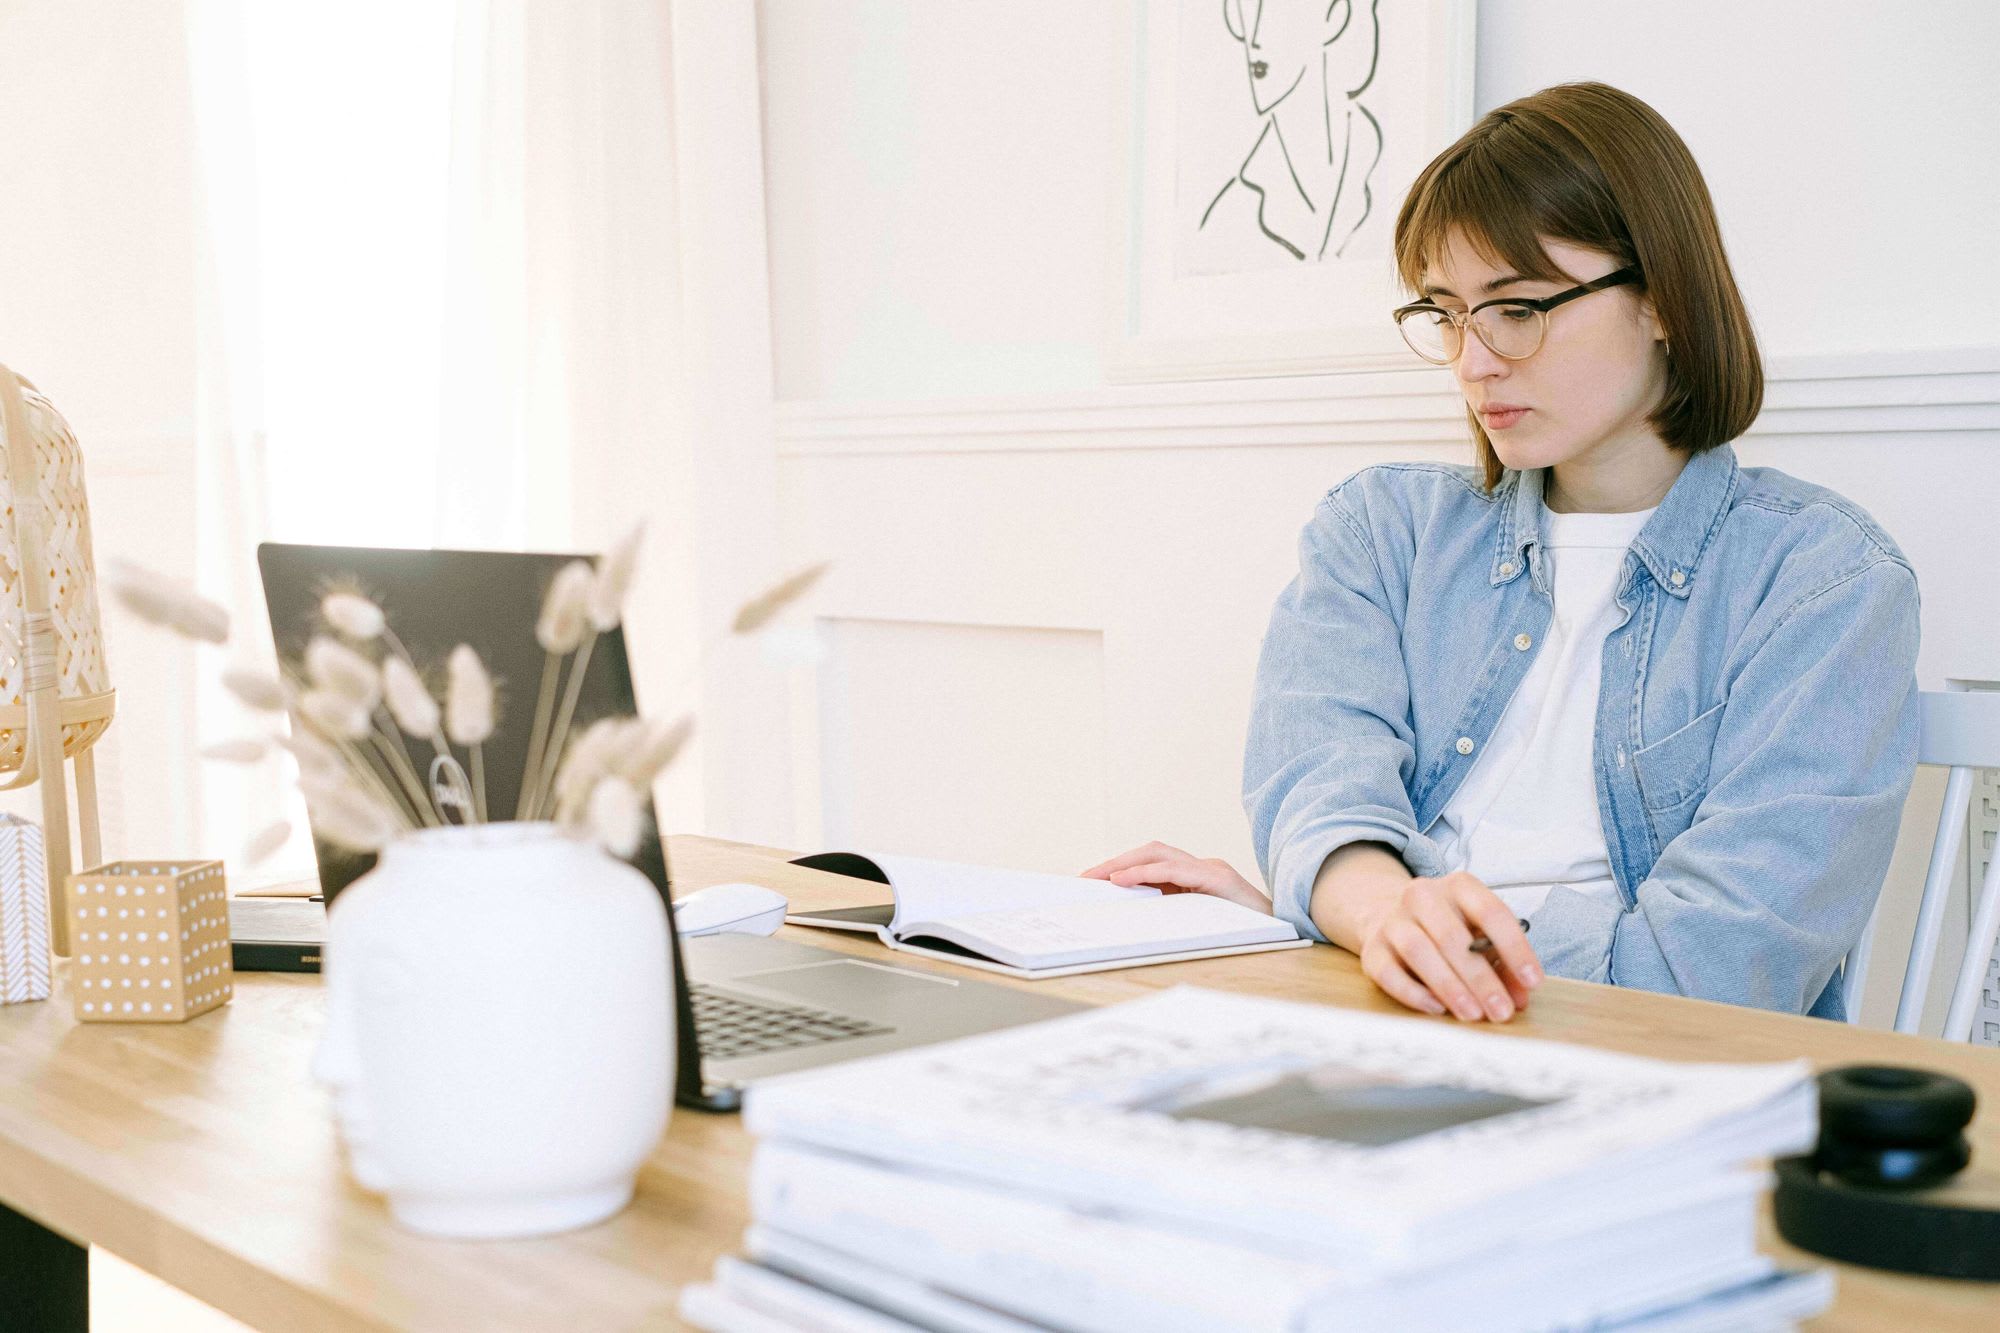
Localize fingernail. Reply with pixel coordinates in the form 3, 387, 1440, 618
1487, 995, 1513, 1022
1423, 997, 1447, 1016
1453, 997, 1481, 1022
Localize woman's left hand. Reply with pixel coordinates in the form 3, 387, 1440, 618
1079, 841, 1273, 913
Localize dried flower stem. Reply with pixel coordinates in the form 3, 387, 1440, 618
513, 652, 564, 820
470, 745, 488, 823
528, 631, 599, 821
282, 664, 422, 829
325, 735, 420, 834
357, 731, 427, 826
378, 629, 470, 822
371, 726, 443, 828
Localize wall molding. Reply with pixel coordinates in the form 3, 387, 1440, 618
775, 347, 2000, 458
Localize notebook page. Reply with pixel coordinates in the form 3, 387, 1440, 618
903, 893, 1296, 971
868, 853, 1159, 936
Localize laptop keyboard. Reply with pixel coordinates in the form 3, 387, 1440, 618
689, 982, 894, 1061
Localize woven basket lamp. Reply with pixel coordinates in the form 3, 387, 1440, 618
0, 364, 115, 957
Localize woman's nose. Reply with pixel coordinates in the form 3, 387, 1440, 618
1455, 326, 1508, 382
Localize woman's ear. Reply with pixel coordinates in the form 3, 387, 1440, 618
1636, 293, 1667, 351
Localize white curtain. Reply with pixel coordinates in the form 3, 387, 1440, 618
183, 0, 685, 870
437, 0, 683, 555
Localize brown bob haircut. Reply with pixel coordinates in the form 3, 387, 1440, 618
1393, 82, 1763, 490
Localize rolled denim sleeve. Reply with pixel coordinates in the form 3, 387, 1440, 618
1243, 492, 1447, 944
1532, 559, 1920, 1016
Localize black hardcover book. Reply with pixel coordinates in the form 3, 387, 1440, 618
228, 898, 326, 973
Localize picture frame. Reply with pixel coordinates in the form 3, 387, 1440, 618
1107, 0, 1479, 382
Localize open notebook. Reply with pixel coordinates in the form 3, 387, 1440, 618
785, 852, 1307, 979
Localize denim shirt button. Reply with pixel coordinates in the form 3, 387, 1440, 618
1513, 633, 1532, 651
1670, 569, 1686, 586
1499, 561, 1516, 578
1455, 736, 1475, 755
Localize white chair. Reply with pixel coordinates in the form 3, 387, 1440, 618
1844, 681, 2000, 1039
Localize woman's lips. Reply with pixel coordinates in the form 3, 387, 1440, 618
1482, 408, 1529, 430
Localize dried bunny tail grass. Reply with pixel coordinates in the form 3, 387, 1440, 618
614, 714, 693, 787
321, 591, 387, 641
588, 521, 645, 631
222, 667, 289, 712
299, 768, 404, 852
200, 737, 270, 763
552, 717, 636, 818
731, 562, 829, 634
536, 560, 596, 654
305, 636, 382, 709
444, 644, 495, 745
298, 688, 373, 741
105, 558, 231, 644
275, 725, 345, 780
584, 776, 645, 857
381, 655, 441, 737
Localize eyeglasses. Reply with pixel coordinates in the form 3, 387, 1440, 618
1392, 266, 1643, 365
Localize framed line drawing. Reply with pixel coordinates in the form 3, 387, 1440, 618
1108, 0, 1478, 382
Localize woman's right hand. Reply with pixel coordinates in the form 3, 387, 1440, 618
1078, 841, 1273, 913
1350, 870, 1540, 1023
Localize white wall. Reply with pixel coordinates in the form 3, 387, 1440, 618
756, 0, 2000, 1030
1476, 1, 2000, 359
0, 0, 205, 861
761, 0, 1115, 401
764, 0, 2000, 395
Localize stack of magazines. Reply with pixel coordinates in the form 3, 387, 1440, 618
681, 987, 1835, 1332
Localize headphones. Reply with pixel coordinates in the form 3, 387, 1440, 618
1773, 1065, 2000, 1281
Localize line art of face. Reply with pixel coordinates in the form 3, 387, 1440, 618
1203, 0, 1383, 262
1224, 0, 1353, 115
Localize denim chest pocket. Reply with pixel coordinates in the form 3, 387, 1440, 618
1633, 700, 1726, 816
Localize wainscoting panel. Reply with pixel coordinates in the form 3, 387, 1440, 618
815, 617, 1108, 875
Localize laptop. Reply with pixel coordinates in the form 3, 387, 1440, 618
258, 543, 1080, 1111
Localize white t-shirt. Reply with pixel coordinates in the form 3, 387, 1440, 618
1431, 504, 1655, 917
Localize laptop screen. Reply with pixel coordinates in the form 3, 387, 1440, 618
256, 542, 671, 906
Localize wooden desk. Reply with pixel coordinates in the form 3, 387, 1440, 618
2, 835, 1997, 1331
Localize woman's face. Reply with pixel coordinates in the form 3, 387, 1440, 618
1420, 229, 1669, 478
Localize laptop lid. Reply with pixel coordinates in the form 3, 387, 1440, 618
256, 543, 670, 901
256, 542, 716, 1107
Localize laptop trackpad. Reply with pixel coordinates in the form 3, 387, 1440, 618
738, 959, 958, 1011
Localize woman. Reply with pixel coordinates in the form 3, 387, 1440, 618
1084, 82, 1919, 1024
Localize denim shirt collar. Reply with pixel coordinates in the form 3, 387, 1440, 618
1491, 443, 1739, 599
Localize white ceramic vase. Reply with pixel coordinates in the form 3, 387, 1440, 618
313, 822, 673, 1239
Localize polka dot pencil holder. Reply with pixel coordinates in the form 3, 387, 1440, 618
68, 860, 233, 1023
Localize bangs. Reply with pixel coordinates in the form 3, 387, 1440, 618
1393, 121, 1632, 299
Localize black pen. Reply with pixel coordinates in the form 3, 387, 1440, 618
1468, 918, 1531, 954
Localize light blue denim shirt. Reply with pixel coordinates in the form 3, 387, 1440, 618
1243, 443, 1920, 1020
